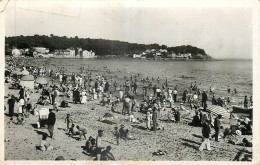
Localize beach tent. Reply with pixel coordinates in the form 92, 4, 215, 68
35, 77, 48, 85
207, 105, 230, 119
22, 70, 29, 76
20, 75, 34, 89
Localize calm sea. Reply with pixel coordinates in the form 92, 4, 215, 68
30, 58, 252, 103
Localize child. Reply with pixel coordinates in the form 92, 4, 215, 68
25, 98, 32, 118
89, 138, 96, 156
68, 124, 78, 137
129, 112, 135, 122
65, 114, 72, 133
86, 136, 94, 153
114, 127, 120, 145
111, 102, 115, 112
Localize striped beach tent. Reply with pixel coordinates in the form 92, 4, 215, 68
207, 105, 230, 119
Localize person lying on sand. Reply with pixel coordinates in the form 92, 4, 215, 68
125, 129, 136, 140
39, 133, 53, 151
157, 123, 165, 130
180, 103, 189, 113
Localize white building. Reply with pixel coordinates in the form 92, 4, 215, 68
33, 47, 49, 58
133, 54, 141, 58
82, 50, 95, 58
159, 49, 167, 53
34, 47, 49, 54
63, 49, 75, 58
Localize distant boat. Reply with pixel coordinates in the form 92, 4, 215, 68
232, 106, 252, 114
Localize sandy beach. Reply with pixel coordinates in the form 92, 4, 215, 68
4, 58, 253, 161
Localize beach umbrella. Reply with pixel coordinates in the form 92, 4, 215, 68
21, 75, 34, 81
35, 77, 48, 85
207, 105, 230, 119
22, 70, 29, 76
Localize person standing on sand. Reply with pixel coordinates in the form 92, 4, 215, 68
123, 96, 131, 115
182, 90, 187, 103
146, 109, 152, 130
104, 81, 109, 93
18, 97, 25, 116
153, 85, 157, 97
114, 127, 120, 145
174, 108, 180, 123
173, 89, 178, 102
119, 90, 124, 101
133, 82, 138, 95
51, 87, 58, 105
143, 85, 147, 98
199, 120, 212, 151
152, 106, 158, 131
96, 130, 105, 161
244, 95, 249, 109
47, 109, 56, 139
19, 87, 24, 99
201, 91, 208, 110
8, 95, 16, 117
212, 115, 221, 142
65, 114, 72, 133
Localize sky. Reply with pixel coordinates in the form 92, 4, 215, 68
5, 1, 253, 59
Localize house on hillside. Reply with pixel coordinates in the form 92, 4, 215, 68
82, 50, 95, 58
33, 47, 49, 58
63, 48, 75, 58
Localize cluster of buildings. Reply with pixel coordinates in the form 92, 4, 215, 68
10, 47, 199, 60
132, 49, 192, 60
11, 47, 96, 59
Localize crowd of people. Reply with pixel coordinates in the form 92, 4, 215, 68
4, 57, 253, 160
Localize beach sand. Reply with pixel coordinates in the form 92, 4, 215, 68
4, 83, 252, 161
